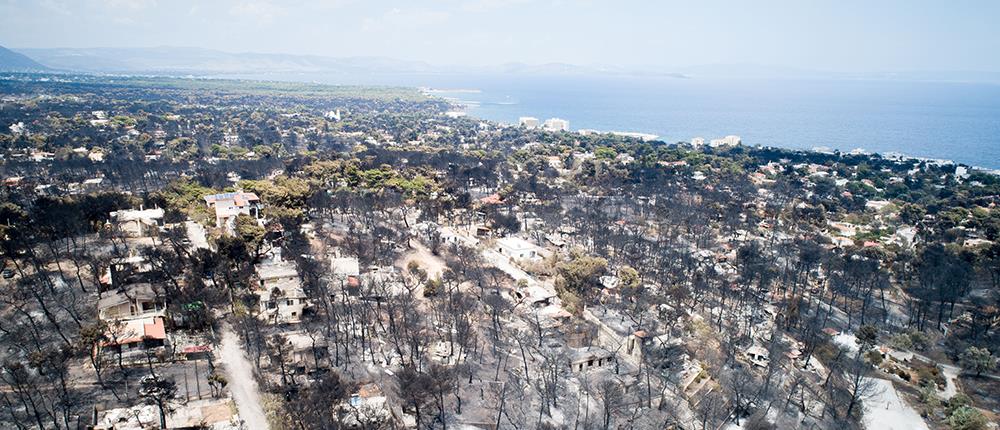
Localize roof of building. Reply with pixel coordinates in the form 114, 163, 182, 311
479, 194, 502, 205
109, 208, 164, 223
104, 316, 166, 345
746, 345, 769, 357
204, 192, 260, 206
331, 257, 360, 277
497, 236, 541, 252
258, 283, 307, 301
257, 260, 299, 281
569, 346, 614, 364
98, 283, 159, 310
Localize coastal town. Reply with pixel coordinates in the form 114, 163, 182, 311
0, 72, 998, 430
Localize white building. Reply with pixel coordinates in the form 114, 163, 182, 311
204, 192, 262, 230
255, 252, 307, 324
955, 166, 970, 180
9, 122, 25, 135
518, 117, 540, 129
710, 135, 741, 148
330, 256, 360, 278
691, 137, 705, 147
543, 118, 570, 132
496, 237, 545, 260
108, 207, 165, 238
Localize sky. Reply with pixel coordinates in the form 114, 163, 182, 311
1, 0, 999, 72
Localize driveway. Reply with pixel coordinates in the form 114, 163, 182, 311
185, 221, 211, 251
219, 324, 269, 430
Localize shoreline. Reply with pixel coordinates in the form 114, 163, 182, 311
444, 101, 999, 175
437, 98, 999, 174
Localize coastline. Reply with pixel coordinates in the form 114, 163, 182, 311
440, 97, 999, 175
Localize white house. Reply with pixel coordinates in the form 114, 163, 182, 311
543, 118, 570, 132
518, 117, 540, 129
709, 135, 741, 147
568, 347, 614, 373
108, 208, 164, 238
255, 253, 307, 324
204, 192, 262, 229
496, 237, 544, 260
98, 283, 165, 322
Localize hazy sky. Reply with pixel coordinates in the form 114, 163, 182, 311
1, 0, 998, 72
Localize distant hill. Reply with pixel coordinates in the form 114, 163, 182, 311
0, 45, 49, 72
15, 46, 439, 76
12, 46, 685, 80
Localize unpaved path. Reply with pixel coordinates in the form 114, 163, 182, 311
862, 378, 928, 430
219, 324, 269, 430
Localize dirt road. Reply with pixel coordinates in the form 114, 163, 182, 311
219, 324, 269, 430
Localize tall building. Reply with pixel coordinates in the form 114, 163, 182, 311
709, 135, 741, 147
518, 117, 540, 129
543, 118, 570, 132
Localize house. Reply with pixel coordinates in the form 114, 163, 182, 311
568, 347, 614, 372
341, 383, 391, 428
108, 207, 164, 238
100, 255, 155, 289
479, 193, 502, 205
101, 316, 168, 361
82, 177, 104, 190
583, 307, 650, 365
438, 226, 477, 246
496, 236, 544, 260
255, 254, 307, 324
283, 331, 331, 375
536, 305, 572, 328
545, 233, 567, 250
744, 345, 770, 367
514, 283, 557, 308
475, 225, 492, 238
331, 256, 361, 278
330, 255, 362, 292
98, 283, 165, 321
203, 192, 262, 229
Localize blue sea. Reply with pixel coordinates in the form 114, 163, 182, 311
236, 72, 1000, 169
428, 75, 1000, 169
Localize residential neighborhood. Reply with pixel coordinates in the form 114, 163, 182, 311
0, 73, 997, 430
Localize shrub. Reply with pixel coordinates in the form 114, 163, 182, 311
947, 406, 987, 430
890, 333, 914, 351
908, 331, 930, 351
865, 349, 884, 366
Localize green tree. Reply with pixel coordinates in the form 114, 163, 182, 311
618, 266, 640, 290
555, 251, 607, 305
234, 213, 267, 258
959, 346, 996, 377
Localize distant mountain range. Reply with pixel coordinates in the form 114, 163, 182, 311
1, 45, 686, 79
2, 45, 998, 84
0, 45, 49, 72
10, 46, 439, 75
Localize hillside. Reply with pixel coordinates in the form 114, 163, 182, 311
0, 45, 48, 72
